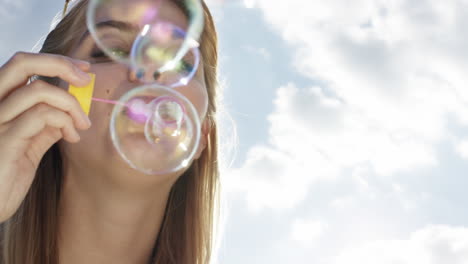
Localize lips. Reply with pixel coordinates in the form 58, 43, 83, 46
125, 97, 152, 124
126, 95, 185, 120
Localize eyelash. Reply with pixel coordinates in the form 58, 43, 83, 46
90, 47, 195, 75
91, 50, 106, 58
90, 47, 129, 62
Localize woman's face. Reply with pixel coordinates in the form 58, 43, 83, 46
60, 1, 208, 182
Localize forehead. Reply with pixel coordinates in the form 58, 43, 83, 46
92, 0, 188, 31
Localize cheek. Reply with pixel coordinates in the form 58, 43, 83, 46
84, 64, 128, 138
91, 64, 129, 100
62, 65, 137, 163
174, 80, 209, 120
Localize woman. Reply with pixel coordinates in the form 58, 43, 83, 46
0, 0, 220, 263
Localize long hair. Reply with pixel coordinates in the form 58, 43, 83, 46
0, 1, 220, 263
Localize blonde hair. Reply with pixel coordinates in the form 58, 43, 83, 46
0, 1, 220, 263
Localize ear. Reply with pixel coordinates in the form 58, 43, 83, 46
194, 118, 211, 160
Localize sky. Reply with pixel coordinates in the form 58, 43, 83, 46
2, 0, 468, 263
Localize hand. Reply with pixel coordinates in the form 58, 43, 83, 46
0, 52, 92, 223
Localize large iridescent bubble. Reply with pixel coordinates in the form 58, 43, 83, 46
86, 0, 204, 85
109, 85, 201, 175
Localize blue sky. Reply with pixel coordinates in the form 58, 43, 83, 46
2, 0, 468, 263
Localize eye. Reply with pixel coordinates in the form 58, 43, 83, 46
146, 48, 195, 74
90, 47, 129, 63
176, 60, 194, 74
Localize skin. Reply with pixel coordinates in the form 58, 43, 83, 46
0, 1, 209, 263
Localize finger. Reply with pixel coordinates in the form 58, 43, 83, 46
0, 79, 91, 130
0, 52, 91, 100
27, 126, 74, 164
4, 103, 81, 144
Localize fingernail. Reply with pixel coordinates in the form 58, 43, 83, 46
75, 68, 92, 83
83, 114, 92, 128
72, 59, 91, 70
71, 129, 81, 142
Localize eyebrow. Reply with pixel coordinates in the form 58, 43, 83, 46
78, 20, 140, 45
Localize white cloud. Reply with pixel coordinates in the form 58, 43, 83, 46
254, 0, 468, 127
226, 0, 468, 211
268, 83, 438, 175
455, 139, 468, 160
226, 81, 437, 211
242, 46, 271, 60
334, 225, 468, 264
290, 218, 328, 247
225, 144, 338, 211
243, 0, 255, 9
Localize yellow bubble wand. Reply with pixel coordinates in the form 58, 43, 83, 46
68, 73, 96, 115
68, 73, 135, 116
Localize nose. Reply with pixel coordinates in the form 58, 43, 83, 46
128, 67, 144, 83
128, 67, 164, 83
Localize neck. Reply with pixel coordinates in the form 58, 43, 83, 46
58, 163, 176, 264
